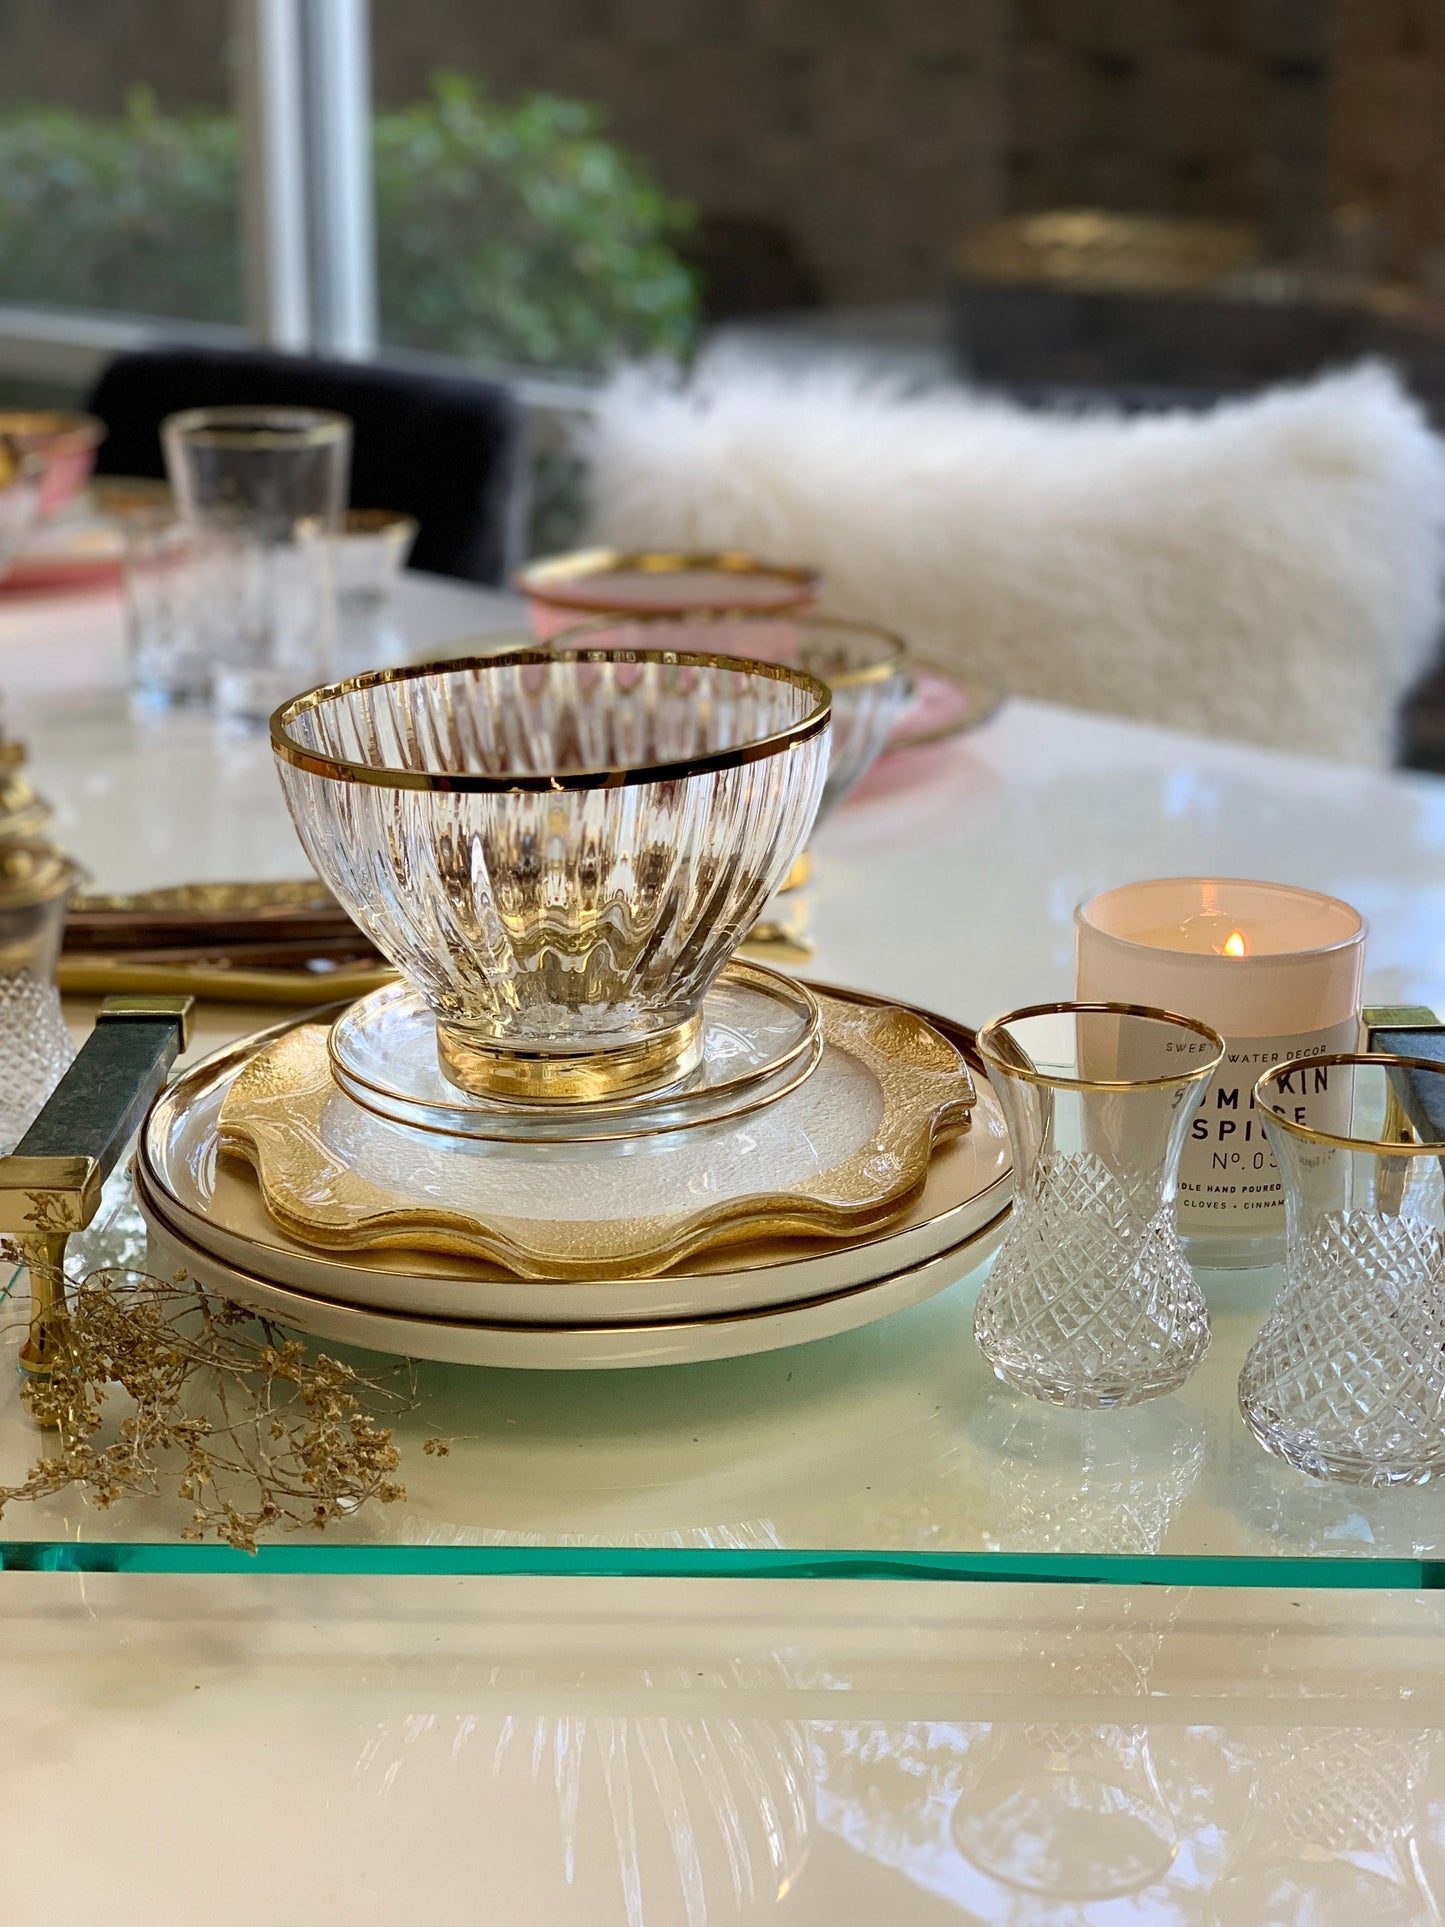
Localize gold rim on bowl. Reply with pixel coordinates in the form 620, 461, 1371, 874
270, 648, 833, 793
976, 999, 1226, 1092
548, 609, 908, 691
519, 548, 819, 614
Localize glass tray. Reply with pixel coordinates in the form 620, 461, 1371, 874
2, 1158, 1444, 1587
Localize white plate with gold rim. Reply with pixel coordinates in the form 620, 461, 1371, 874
137, 996, 1012, 1324
140, 1188, 1009, 1370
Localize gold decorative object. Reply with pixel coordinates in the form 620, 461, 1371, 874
0, 1265, 416, 1550
956, 210, 1263, 294
0, 763, 53, 842
0, 995, 193, 1385
217, 991, 976, 1279
549, 611, 913, 822
737, 913, 816, 967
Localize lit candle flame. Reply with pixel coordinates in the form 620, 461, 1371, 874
1222, 929, 1247, 958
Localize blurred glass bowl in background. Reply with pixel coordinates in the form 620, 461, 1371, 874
551, 611, 911, 820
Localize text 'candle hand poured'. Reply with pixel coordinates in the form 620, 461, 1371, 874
1076, 878, 1366, 1267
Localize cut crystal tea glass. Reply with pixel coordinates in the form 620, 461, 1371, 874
0, 842, 81, 1151
271, 649, 830, 1102
1240, 1054, 1445, 1485
973, 1002, 1224, 1408
549, 612, 910, 819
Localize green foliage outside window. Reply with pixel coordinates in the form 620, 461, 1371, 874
0, 77, 699, 372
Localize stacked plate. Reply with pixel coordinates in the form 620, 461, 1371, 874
137, 967, 1012, 1369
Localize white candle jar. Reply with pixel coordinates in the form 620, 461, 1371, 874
1076, 879, 1366, 1268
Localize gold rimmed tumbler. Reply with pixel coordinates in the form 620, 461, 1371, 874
1240, 1054, 1445, 1485
164, 405, 350, 722
974, 1002, 1225, 1408
271, 649, 830, 1103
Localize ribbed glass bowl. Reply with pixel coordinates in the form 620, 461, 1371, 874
271, 650, 830, 1102
550, 613, 911, 818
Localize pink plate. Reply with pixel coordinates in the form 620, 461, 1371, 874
849, 665, 1003, 804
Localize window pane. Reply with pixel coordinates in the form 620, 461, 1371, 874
0, 0, 242, 323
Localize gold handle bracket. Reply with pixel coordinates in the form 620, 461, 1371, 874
0, 994, 193, 1394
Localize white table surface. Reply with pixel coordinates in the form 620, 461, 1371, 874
3, 570, 1445, 1925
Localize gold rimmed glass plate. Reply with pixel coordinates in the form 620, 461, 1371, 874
207, 992, 980, 1281
328, 960, 823, 1143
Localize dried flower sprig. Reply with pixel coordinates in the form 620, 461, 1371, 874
0, 1254, 419, 1551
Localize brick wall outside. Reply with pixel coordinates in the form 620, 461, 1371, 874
6, 0, 1445, 307
1003, 0, 1334, 258
1330, 0, 1445, 291
370, 0, 1008, 306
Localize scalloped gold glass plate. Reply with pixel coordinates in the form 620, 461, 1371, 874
217, 993, 976, 1279
137, 1001, 1011, 1325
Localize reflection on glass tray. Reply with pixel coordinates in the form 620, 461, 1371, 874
3, 1165, 1445, 1583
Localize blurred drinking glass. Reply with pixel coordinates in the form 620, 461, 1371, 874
122, 509, 215, 711
0, 437, 42, 585
337, 509, 417, 672
162, 406, 351, 722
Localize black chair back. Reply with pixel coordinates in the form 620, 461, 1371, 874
86, 346, 526, 585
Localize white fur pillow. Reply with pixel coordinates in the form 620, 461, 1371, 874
583, 358, 1445, 765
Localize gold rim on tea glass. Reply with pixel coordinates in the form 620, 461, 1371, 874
163, 405, 351, 450
976, 999, 1226, 1091
519, 548, 819, 616
1254, 1052, 1445, 1154
270, 648, 832, 792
